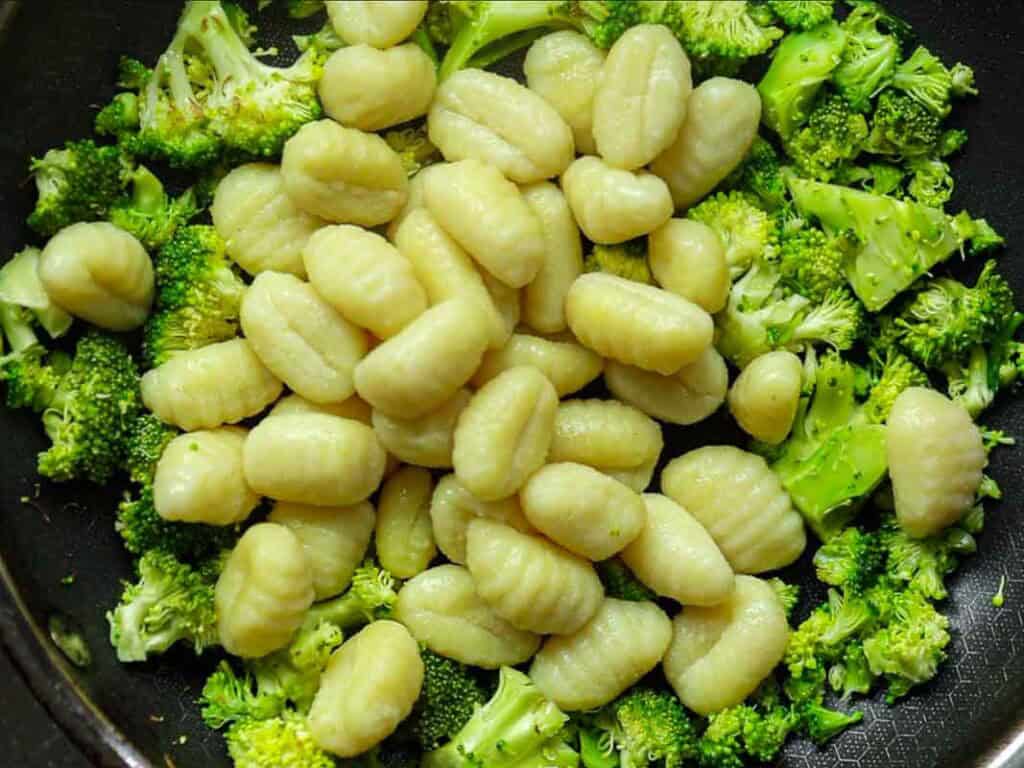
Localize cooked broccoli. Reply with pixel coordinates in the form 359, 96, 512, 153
687, 191, 776, 278
863, 89, 945, 159
286, 0, 325, 19
835, 160, 907, 195
813, 527, 883, 594
831, 0, 904, 112
697, 683, 799, 767
950, 210, 1005, 255
904, 157, 954, 207
766, 0, 835, 30
384, 125, 442, 177
584, 239, 653, 284
595, 558, 656, 602
725, 136, 789, 210
769, 578, 802, 619
413, 650, 489, 750
892, 45, 976, 117
109, 165, 199, 251
783, 92, 868, 181
122, 413, 176, 485
0, 247, 72, 354
225, 710, 334, 768
880, 516, 976, 601
585, 687, 698, 768
116, 485, 239, 562
143, 225, 246, 368
776, 218, 858, 301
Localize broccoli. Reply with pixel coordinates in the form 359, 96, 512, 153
697, 682, 800, 766
831, 0, 904, 112
422, 666, 579, 768
109, 165, 199, 251
950, 210, 1005, 256
286, 0, 325, 19
0, 345, 68, 412
122, 413, 177, 485
687, 191, 776, 278
225, 710, 334, 768
292, 22, 346, 55
384, 125, 442, 177
776, 218, 858, 301
0, 247, 72, 354
106, 548, 223, 662
813, 527, 884, 594
584, 239, 653, 284
863, 89, 945, 159
413, 650, 489, 750
143, 225, 246, 369
835, 160, 906, 195
595, 558, 656, 602
725, 136, 789, 210
993, 576, 1007, 608
783, 92, 868, 181
585, 687, 698, 768
766, 0, 835, 30
905, 157, 954, 208
769, 578, 801, 619
891, 45, 976, 117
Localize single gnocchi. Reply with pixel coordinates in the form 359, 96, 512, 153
281, 119, 408, 226
728, 351, 803, 444
38, 222, 153, 331
887, 387, 986, 538
605, 347, 729, 426
153, 428, 259, 526
566, 273, 713, 374
648, 219, 730, 313
243, 413, 386, 507
386, 164, 437, 241
466, 518, 604, 635
325, 0, 428, 48
429, 474, 533, 564
662, 446, 807, 573
521, 463, 645, 561
354, 299, 491, 419
592, 25, 692, 170
240, 271, 368, 404
303, 225, 426, 339
472, 332, 603, 397
621, 494, 734, 606
271, 393, 372, 424
269, 501, 376, 600
424, 160, 545, 288
428, 69, 574, 183
372, 389, 470, 469
376, 466, 437, 579
215, 523, 315, 658
651, 77, 762, 209
309, 621, 424, 758
140, 339, 283, 432
396, 565, 541, 668
211, 163, 323, 278
482, 271, 520, 340
530, 598, 672, 711
663, 576, 789, 715
453, 366, 558, 501
561, 156, 674, 245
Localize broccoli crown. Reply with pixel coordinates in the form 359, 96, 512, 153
600, 687, 698, 767
864, 89, 945, 159
201, 661, 287, 730
384, 126, 442, 177
688, 191, 776, 279
109, 165, 199, 251
860, 349, 930, 423
768, 577, 801, 618
905, 157, 954, 208
26, 139, 133, 237
584, 239, 653, 284
658, 0, 783, 76
0, 345, 67, 411
123, 413, 177, 484
776, 218, 856, 301
414, 650, 489, 750
766, 0, 835, 30
225, 710, 334, 768
831, 0, 903, 112
95, 92, 141, 138
950, 210, 1005, 256
784, 92, 868, 181
116, 485, 239, 562
306, 558, 399, 630
726, 136, 789, 210
813, 527, 883, 594
596, 558, 656, 602
880, 516, 975, 601
892, 45, 975, 117
697, 683, 799, 767
106, 548, 222, 663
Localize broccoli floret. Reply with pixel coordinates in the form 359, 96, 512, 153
123, 413, 177, 484
116, 485, 239, 562
588, 687, 698, 767
596, 558, 656, 602
776, 219, 858, 301
143, 225, 245, 368
950, 210, 1005, 256
783, 92, 868, 181
109, 166, 199, 251
835, 160, 906, 195
584, 240, 653, 284
26, 139, 133, 237
766, 0, 835, 30
106, 548, 223, 662
414, 650, 489, 750
861, 348, 930, 423
725, 137, 789, 210
225, 710, 334, 768
892, 45, 976, 117
687, 191, 776, 278
831, 0, 904, 111
880, 516, 976, 600
0, 346, 68, 412
0, 247, 72, 353
798, 700, 863, 744
904, 157, 953, 208
697, 684, 798, 767
292, 21, 346, 55
768, 578, 801, 619
384, 125, 442, 177
813, 527, 883, 594
863, 89, 945, 159
202, 661, 287, 730
95, 92, 141, 138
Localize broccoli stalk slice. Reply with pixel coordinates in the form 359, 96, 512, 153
0, 248, 73, 347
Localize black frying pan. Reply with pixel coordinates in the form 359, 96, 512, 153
2, 1, 1024, 766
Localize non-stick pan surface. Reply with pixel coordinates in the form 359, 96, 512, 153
2, 2, 1024, 766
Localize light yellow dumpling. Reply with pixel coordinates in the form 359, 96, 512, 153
647, 218, 730, 314
728, 350, 803, 445
376, 466, 437, 580
372, 389, 470, 469
325, 0, 428, 49
472, 333, 603, 397
429, 474, 533, 565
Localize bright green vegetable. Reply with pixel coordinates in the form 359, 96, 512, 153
783, 92, 868, 181
831, 0, 904, 112
766, 0, 835, 31
687, 191, 776, 279
0, 247, 72, 354
225, 710, 334, 768
584, 240, 653, 284
109, 166, 199, 251
891, 45, 976, 117
413, 650, 489, 750
596, 558, 656, 602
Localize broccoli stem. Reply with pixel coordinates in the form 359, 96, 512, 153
126, 166, 168, 214
0, 304, 39, 354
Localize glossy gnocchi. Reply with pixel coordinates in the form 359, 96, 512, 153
466, 518, 604, 635
376, 466, 437, 579
648, 219, 730, 313
530, 598, 672, 711
372, 389, 470, 469
140, 339, 283, 432
396, 564, 541, 668
429, 474, 533, 564
728, 351, 803, 445
663, 576, 789, 715
271, 393, 372, 423
38, 222, 153, 331
566, 273, 714, 375
662, 446, 807, 573
325, 0, 428, 48
471, 332, 603, 397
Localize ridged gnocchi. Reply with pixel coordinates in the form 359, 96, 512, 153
386, 163, 437, 241
662, 446, 806, 573
396, 565, 541, 668
466, 518, 604, 635
728, 351, 803, 445
140, 339, 283, 432
271, 393, 372, 423
472, 332, 603, 397
530, 598, 672, 711
566, 273, 713, 375
372, 389, 470, 469
663, 576, 789, 715
376, 466, 437, 579
482, 271, 520, 340
648, 219, 730, 313
429, 474, 533, 564
325, 0, 428, 48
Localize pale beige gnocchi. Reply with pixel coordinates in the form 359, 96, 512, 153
728, 351, 803, 445
376, 466, 437, 579
325, 0, 428, 48
372, 389, 470, 469
471, 332, 603, 397
648, 219, 730, 314
271, 393, 373, 423
429, 474, 534, 564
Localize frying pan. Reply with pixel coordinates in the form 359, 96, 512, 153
2, 1, 1024, 766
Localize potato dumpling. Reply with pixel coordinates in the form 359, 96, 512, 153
429, 474, 534, 564
888, 387, 986, 538
592, 25, 692, 170
376, 466, 437, 580
453, 366, 558, 501
319, 43, 436, 131
472, 332, 603, 397
271, 393, 372, 423
663, 576, 789, 715
648, 219, 730, 314
396, 564, 541, 668
38, 221, 153, 331
215, 523, 315, 658
728, 351, 803, 444
211, 163, 324, 278
281, 119, 408, 226
325, 0, 428, 48
372, 389, 470, 469
428, 68, 575, 183
153, 428, 259, 526
269, 500, 375, 600
482, 271, 520, 341
386, 164, 438, 241
309, 621, 424, 757
566, 273, 713, 375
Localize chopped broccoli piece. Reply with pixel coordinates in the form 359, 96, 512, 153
587, 687, 698, 767
595, 558, 656, 602
384, 125, 442, 177
687, 191, 776, 278
116, 485, 239, 562
831, 0, 904, 111
292, 21, 346, 55
109, 166, 199, 251
783, 92, 868, 181
697, 684, 799, 767
225, 710, 334, 768
286, 0, 325, 19
863, 89, 946, 158
725, 136, 789, 210
201, 661, 286, 730
880, 516, 977, 600
584, 239, 652, 284
892, 45, 976, 117
0, 247, 72, 352
905, 157, 954, 207
769, 578, 802, 619
0, 345, 68, 412
813, 527, 883, 594
835, 160, 907, 195
414, 650, 489, 750
767, 0, 835, 30
950, 210, 1005, 255
122, 413, 177, 485
776, 218, 858, 301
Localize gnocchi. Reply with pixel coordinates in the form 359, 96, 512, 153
303, 225, 426, 339
566, 273, 713, 374
592, 25, 692, 170
424, 159, 545, 288
429, 473, 533, 564
887, 387, 986, 538
211, 163, 323, 278
372, 389, 470, 469
325, 0, 428, 48
243, 413, 386, 507
621, 494, 734, 606
281, 119, 408, 226
662, 446, 807, 573
482, 270, 520, 341
530, 598, 672, 711
453, 366, 558, 501
471, 332, 603, 397
215, 523, 315, 658
140, 339, 283, 432
663, 576, 789, 715
376, 466, 437, 579
648, 219, 730, 314
396, 564, 541, 668
385, 163, 437, 241
309, 621, 424, 758
728, 351, 803, 444
428, 69, 575, 183
269, 500, 376, 600
153, 428, 259, 526
466, 518, 604, 635
651, 77, 762, 210
271, 393, 372, 423
521, 463, 645, 561
38, 222, 153, 331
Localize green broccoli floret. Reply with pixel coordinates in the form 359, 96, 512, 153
95, 92, 141, 139
768, 578, 801, 619
414, 650, 489, 750
0, 346, 68, 412
202, 661, 288, 730
687, 191, 776, 278
109, 166, 199, 251
116, 485, 239, 562
422, 666, 578, 768
584, 239, 652, 284
123, 413, 177, 484
384, 125, 442, 177
225, 710, 334, 768
106, 548, 223, 662
879, 516, 977, 600
831, 0, 904, 111
725, 137, 789, 210
950, 210, 1005, 255
941, 316, 1023, 418
292, 21, 346, 55
587, 687, 698, 768
143, 225, 245, 368
596, 558, 656, 602
863, 89, 945, 158
0, 247, 72, 354
904, 157, 954, 207
835, 160, 907, 195
797, 700, 863, 744
776, 219, 858, 301
26, 139, 133, 237
697, 683, 799, 767
813, 527, 883, 594
766, 0, 835, 30
783, 92, 868, 181
891, 45, 976, 117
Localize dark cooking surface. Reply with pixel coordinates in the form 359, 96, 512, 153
2, 1, 1024, 767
